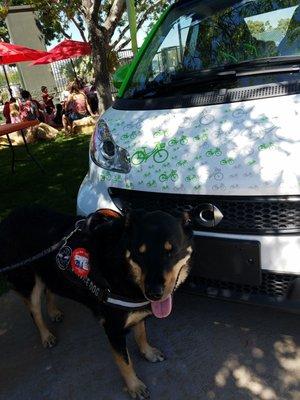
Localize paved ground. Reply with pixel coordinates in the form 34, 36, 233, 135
0, 291, 299, 400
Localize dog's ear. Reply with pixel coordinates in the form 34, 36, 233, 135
85, 209, 124, 235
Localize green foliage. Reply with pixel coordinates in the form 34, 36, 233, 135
1, 0, 169, 48
60, 57, 94, 81
247, 20, 266, 34
277, 18, 290, 33
0, 69, 20, 87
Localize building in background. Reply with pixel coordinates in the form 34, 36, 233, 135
5, 5, 56, 98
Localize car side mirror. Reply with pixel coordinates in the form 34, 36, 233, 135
113, 63, 131, 90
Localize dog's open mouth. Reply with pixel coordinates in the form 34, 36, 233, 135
150, 295, 172, 318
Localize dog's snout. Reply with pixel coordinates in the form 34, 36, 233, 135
145, 284, 164, 301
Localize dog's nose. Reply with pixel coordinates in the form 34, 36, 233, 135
145, 284, 164, 301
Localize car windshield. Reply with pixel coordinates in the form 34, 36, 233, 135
124, 0, 300, 98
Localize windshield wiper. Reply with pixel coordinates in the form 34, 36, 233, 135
133, 70, 237, 98
132, 56, 300, 99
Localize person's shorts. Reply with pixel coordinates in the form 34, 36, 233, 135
67, 112, 88, 123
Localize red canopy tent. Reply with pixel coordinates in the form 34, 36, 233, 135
0, 42, 47, 64
0, 42, 48, 96
31, 40, 91, 79
31, 39, 91, 67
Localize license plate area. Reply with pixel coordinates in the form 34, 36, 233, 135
193, 236, 261, 286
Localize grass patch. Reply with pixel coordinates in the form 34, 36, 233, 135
0, 133, 91, 294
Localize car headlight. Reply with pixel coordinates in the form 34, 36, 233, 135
90, 119, 131, 173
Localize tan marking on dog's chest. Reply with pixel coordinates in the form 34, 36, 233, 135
125, 310, 151, 328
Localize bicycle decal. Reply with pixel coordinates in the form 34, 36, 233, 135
247, 159, 256, 166
121, 132, 138, 141
153, 130, 168, 138
159, 170, 179, 182
112, 175, 122, 183
177, 160, 188, 167
258, 142, 275, 151
210, 168, 224, 181
99, 172, 112, 182
220, 158, 234, 166
198, 110, 215, 126
125, 182, 134, 190
131, 143, 169, 165
212, 183, 226, 191
168, 135, 189, 146
185, 174, 197, 182
162, 184, 169, 190
193, 133, 208, 142
206, 147, 222, 157
147, 180, 157, 188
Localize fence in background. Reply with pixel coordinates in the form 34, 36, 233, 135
0, 49, 135, 103
51, 49, 135, 96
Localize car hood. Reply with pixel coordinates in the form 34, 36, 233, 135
97, 95, 300, 196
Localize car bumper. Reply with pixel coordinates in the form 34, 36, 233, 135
77, 176, 300, 310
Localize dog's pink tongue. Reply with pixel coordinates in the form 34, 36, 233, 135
151, 295, 172, 318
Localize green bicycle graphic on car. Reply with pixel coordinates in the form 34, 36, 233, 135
220, 158, 235, 166
193, 133, 209, 142
131, 143, 169, 165
206, 147, 222, 157
159, 170, 179, 182
121, 132, 138, 141
258, 142, 275, 151
168, 135, 189, 146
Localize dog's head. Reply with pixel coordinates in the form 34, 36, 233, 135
125, 210, 193, 318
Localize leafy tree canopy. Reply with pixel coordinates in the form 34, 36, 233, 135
1, 0, 169, 50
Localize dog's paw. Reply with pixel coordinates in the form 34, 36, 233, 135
42, 332, 57, 348
50, 310, 64, 323
143, 347, 165, 363
126, 379, 150, 399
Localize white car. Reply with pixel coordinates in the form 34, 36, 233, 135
78, 0, 300, 309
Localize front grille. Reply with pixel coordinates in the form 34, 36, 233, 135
185, 272, 295, 299
109, 189, 300, 235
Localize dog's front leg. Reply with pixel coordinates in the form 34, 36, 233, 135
133, 321, 165, 363
104, 324, 150, 400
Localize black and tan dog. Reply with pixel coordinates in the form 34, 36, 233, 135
0, 206, 193, 399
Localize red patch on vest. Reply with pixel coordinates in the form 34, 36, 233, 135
71, 248, 90, 278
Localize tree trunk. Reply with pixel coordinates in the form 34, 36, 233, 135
89, 23, 112, 115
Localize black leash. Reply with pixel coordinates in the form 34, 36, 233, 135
0, 217, 150, 311
0, 220, 84, 274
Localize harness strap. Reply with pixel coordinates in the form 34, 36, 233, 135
78, 275, 150, 311
0, 212, 150, 311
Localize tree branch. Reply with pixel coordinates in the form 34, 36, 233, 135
103, 0, 126, 39
71, 16, 87, 42
110, 24, 130, 49
60, 27, 72, 40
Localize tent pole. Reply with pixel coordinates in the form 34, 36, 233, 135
2, 65, 13, 97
